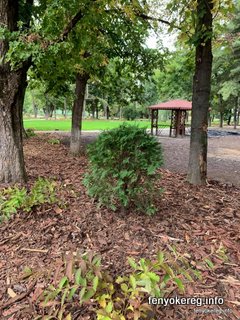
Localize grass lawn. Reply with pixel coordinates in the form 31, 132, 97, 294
23, 118, 169, 131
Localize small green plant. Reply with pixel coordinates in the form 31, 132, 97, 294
25, 127, 36, 137
48, 138, 60, 145
0, 187, 27, 220
0, 178, 57, 222
39, 252, 102, 319
83, 124, 163, 214
95, 250, 201, 320
38, 248, 206, 320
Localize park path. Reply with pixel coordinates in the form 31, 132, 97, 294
39, 128, 240, 187
157, 135, 240, 186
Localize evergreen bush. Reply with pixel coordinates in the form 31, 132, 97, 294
84, 124, 163, 214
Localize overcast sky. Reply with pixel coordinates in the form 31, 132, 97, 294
146, 31, 177, 51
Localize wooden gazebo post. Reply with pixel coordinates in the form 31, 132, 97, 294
150, 109, 159, 135
175, 110, 181, 137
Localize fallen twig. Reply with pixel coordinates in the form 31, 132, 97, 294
20, 248, 48, 253
151, 233, 184, 242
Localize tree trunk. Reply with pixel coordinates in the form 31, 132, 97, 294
0, 0, 32, 183
0, 68, 29, 183
44, 108, 49, 120
208, 111, 211, 127
91, 104, 95, 118
49, 103, 54, 118
187, 0, 213, 185
33, 103, 38, 118
220, 112, 224, 128
218, 94, 224, 128
64, 97, 67, 118
96, 101, 99, 119
70, 72, 89, 155
227, 113, 231, 125
233, 97, 238, 129
106, 105, 110, 120
54, 103, 56, 120
31, 92, 38, 118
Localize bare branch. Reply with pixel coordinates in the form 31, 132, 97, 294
59, 0, 97, 42
59, 10, 84, 42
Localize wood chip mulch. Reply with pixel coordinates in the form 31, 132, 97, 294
0, 135, 239, 319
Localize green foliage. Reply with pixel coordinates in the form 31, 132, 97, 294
122, 106, 139, 120
211, 3, 240, 121
95, 53, 163, 115
95, 249, 200, 320
39, 252, 101, 319
36, 244, 227, 320
48, 138, 61, 145
154, 48, 194, 102
37, 247, 223, 320
0, 187, 27, 221
83, 124, 163, 214
0, 178, 57, 222
18, 0, 161, 120
25, 127, 36, 137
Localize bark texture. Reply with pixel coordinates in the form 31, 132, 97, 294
70, 73, 89, 155
0, 67, 29, 183
0, 0, 31, 183
187, 0, 213, 185
233, 97, 238, 129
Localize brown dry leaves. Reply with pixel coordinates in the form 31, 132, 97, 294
0, 135, 239, 319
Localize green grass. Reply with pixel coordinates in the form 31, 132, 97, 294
23, 119, 170, 131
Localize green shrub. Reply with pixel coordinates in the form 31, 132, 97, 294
123, 106, 139, 120
83, 124, 163, 214
25, 128, 36, 137
0, 178, 57, 222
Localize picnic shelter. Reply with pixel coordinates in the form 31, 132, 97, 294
149, 99, 192, 137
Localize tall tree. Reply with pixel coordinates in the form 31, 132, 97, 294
187, 0, 213, 185
0, 0, 33, 183
30, 1, 160, 155
141, 0, 232, 184
0, 0, 91, 183
67, 5, 159, 155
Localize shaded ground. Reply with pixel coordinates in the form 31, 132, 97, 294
0, 135, 239, 319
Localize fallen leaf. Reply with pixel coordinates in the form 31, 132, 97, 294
7, 288, 17, 298
54, 206, 63, 214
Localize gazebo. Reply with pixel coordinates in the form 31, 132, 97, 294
149, 99, 192, 137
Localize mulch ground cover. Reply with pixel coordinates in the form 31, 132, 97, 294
0, 134, 239, 319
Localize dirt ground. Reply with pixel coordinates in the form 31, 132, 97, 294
60, 129, 240, 187
0, 134, 239, 319
158, 135, 240, 187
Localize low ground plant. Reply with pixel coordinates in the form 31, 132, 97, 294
48, 138, 61, 145
25, 127, 36, 137
0, 178, 57, 222
35, 246, 226, 320
84, 124, 163, 215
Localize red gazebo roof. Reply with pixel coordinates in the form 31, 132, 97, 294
149, 99, 192, 110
